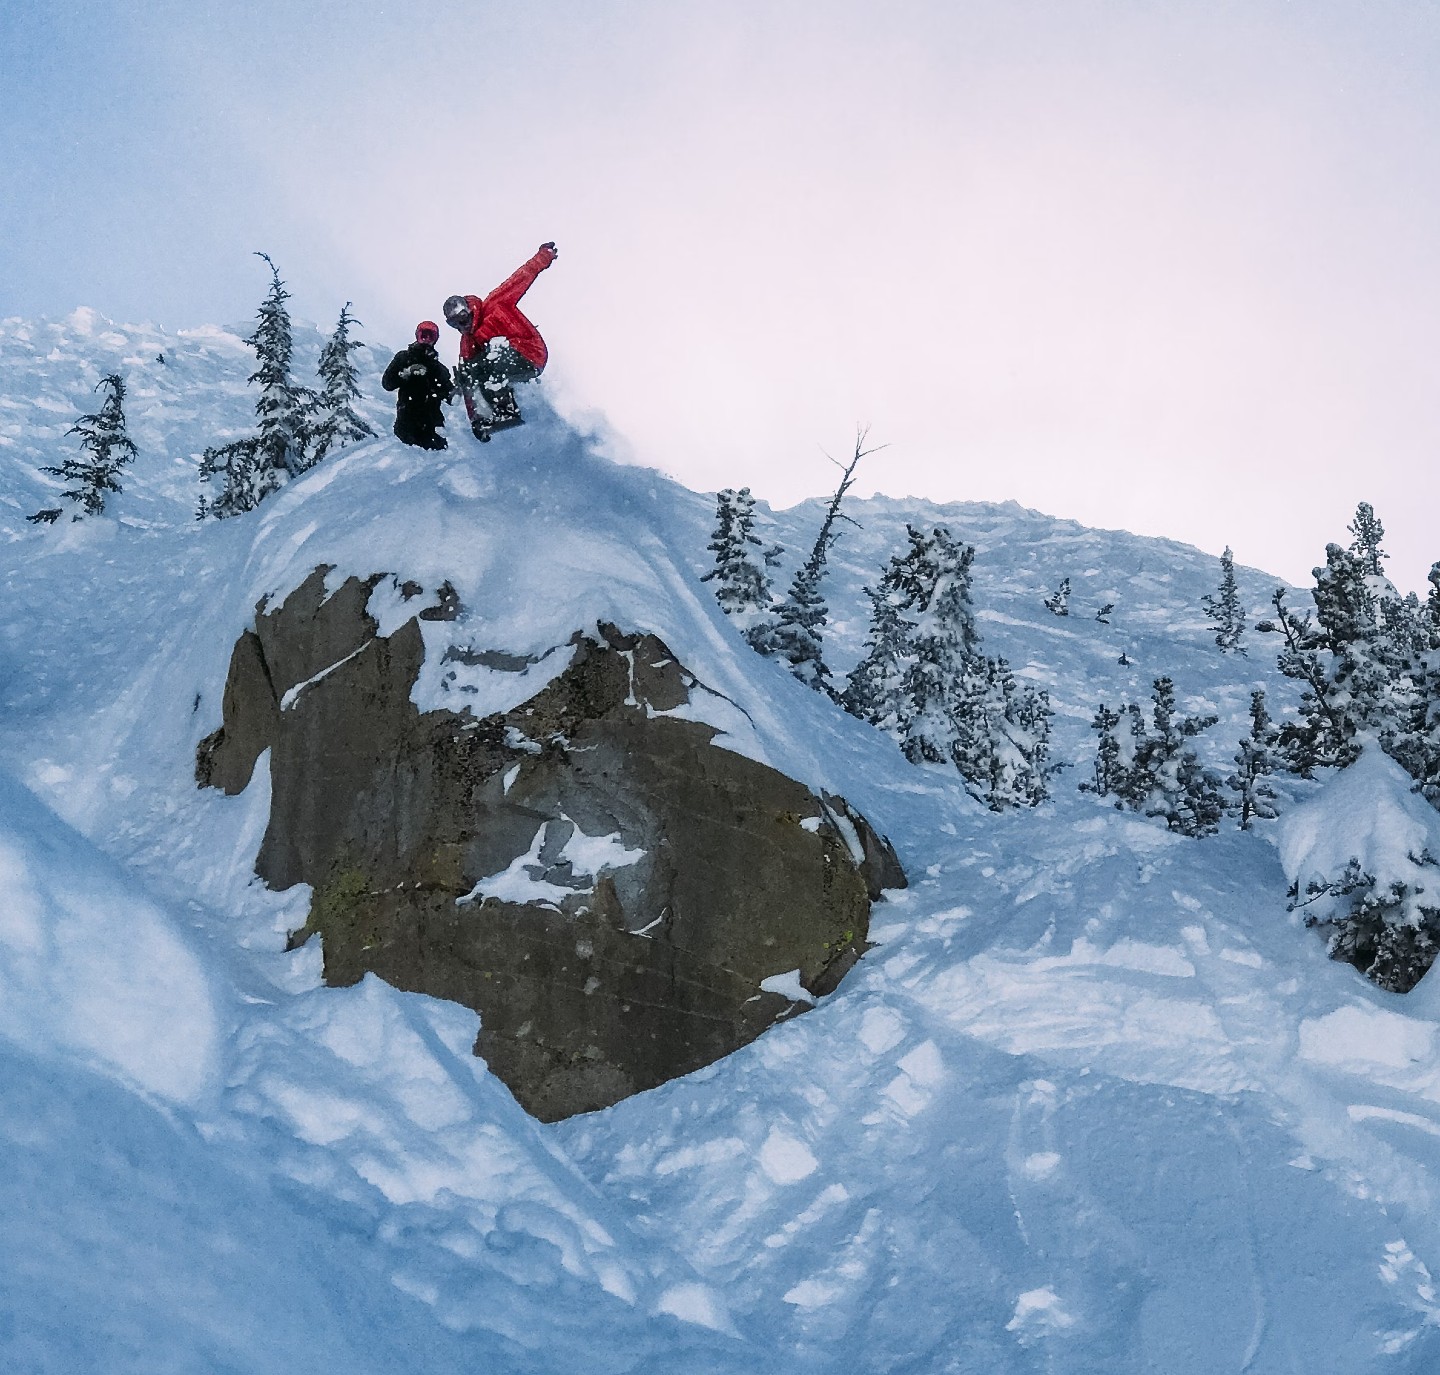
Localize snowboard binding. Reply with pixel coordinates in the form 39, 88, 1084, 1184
471, 413, 524, 443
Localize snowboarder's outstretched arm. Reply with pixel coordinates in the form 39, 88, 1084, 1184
486, 243, 557, 308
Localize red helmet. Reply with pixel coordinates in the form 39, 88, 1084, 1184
415, 321, 440, 344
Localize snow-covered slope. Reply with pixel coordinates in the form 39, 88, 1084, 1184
4, 312, 1440, 1372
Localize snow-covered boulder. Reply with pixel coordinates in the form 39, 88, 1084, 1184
198, 567, 903, 1119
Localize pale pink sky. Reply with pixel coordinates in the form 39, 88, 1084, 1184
4, 1, 1438, 590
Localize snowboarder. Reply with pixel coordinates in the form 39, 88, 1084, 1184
382, 321, 454, 450
442, 242, 557, 441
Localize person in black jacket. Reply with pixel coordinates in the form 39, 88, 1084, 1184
382, 321, 454, 449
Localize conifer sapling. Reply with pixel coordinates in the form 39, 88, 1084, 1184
198, 253, 313, 518
1347, 501, 1387, 577
702, 487, 782, 646
759, 427, 878, 692
1229, 690, 1280, 829
1200, 545, 1247, 654
1080, 677, 1223, 836
31, 373, 137, 521
305, 302, 376, 468
845, 523, 1054, 809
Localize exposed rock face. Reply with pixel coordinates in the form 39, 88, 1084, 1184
199, 568, 904, 1120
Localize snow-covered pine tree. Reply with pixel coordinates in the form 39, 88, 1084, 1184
1043, 578, 1070, 616
1413, 609, 1440, 808
702, 487, 782, 645
198, 253, 312, 518
1269, 516, 1440, 982
702, 488, 739, 589
766, 561, 831, 691
1082, 678, 1222, 835
1347, 500, 1387, 577
245, 253, 312, 476
760, 427, 877, 691
1229, 689, 1280, 829
845, 522, 1053, 806
1257, 587, 1338, 775
305, 302, 375, 468
703, 487, 738, 570
1303, 858, 1440, 994
1132, 678, 1224, 835
898, 527, 978, 763
196, 439, 267, 521
1008, 673, 1055, 794
843, 522, 940, 727
1260, 544, 1422, 775
1115, 704, 1150, 806
965, 657, 1053, 810
842, 538, 916, 729
1407, 579, 1440, 806
1080, 704, 1124, 799
31, 373, 137, 521
1284, 749, 1440, 993
1426, 562, 1440, 644
1095, 602, 1114, 625
1200, 545, 1247, 654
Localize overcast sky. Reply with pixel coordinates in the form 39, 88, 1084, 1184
3, 0, 1438, 591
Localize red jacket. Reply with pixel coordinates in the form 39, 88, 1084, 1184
458, 246, 556, 370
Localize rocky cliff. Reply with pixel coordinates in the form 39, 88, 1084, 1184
198, 568, 904, 1119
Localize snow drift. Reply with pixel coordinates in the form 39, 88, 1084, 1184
7, 310, 1440, 1372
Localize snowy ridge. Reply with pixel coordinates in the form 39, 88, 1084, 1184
4, 313, 1440, 1371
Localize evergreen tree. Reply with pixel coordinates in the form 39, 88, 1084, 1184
1095, 602, 1114, 625
1426, 562, 1440, 645
31, 373, 137, 521
198, 253, 312, 518
245, 253, 311, 475
1414, 637, 1440, 808
898, 529, 979, 762
759, 427, 877, 691
702, 487, 782, 643
1200, 545, 1247, 654
1298, 859, 1440, 994
1043, 577, 1071, 616
964, 657, 1053, 810
765, 561, 831, 689
1229, 690, 1280, 829
1137, 678, 1224, 835
1110, 702, 1149, 809
842, 523, 937, 726
1259, 543, 1423, 775
1081, 678, 1223, 835
196, 438, 271, 520
1080, 704, 1124, 800
305, 302, 375, 468
842, 542, 915, 729
1409, 606, 1440, 807
846, 523, 1052, 808
1257, 586, 1340, 775
1347, 500, 1387, 577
